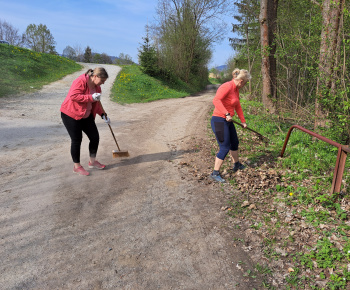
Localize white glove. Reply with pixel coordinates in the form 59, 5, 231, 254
102, 115, 110, 124
92, 93, 101, 101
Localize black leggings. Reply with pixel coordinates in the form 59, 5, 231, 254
61, 112, 100, 163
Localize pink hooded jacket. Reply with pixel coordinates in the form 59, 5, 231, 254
60, 74, 104, 120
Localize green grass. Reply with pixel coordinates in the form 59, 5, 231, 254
0, 44, 82, 97
110, 65, 198, 104
238, 98, 349, 187
220, 97, 350, 289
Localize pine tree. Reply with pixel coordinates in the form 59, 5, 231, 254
83, 46, 92, 63
138, 27, 160, 77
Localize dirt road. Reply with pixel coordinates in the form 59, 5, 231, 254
0, 64, 261, 289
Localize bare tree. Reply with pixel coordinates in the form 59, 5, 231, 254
73, 45, 84, 62
0, 19, 26, 46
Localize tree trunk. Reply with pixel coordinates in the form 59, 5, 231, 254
314, 0, 344, 129
259, 0, 278, 113
245, 25, 252, 97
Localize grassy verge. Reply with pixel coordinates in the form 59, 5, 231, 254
0, 44, 82, 97
110, 65, 198, 104
211, 98, 350, 289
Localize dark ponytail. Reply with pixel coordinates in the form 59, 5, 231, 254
85, 69, 94, 76
85, 67, 108, 79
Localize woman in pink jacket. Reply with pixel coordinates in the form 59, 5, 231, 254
60, 67, 110, 176
210, 68, 251, 183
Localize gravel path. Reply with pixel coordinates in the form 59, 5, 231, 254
0, 64, 260, 289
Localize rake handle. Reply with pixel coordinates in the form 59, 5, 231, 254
231, 119, 267, 140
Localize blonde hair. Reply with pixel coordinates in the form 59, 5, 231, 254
86, 67, 109, 79
232, 68, 251, 82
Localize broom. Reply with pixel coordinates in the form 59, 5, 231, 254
107, 123, 130, 158
99, 101, 129, 158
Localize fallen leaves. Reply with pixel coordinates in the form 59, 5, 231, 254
248, 204, 257, 210
233, 166, 281, 195
176, 129, 350, 289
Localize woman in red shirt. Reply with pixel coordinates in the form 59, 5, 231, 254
210, 68, 251, 183
60, 67, 110, 176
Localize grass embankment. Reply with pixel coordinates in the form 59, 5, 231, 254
212, 99, 350, 289
110, 65, 198, 104
0, 44, 82, 97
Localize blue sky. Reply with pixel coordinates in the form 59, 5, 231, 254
0, 0, 236, 68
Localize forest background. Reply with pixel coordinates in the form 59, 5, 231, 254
227, 0, 349, 145
139, 0, 348, 148
142, 0, 350, 146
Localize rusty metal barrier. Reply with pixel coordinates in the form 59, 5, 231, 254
280, 125, 350, 193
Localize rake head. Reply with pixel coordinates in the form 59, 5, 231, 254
257, 134, 270, 144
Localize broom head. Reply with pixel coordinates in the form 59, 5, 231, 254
112, 150, 130, 158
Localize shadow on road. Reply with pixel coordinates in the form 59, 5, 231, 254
105, 149, 193, 169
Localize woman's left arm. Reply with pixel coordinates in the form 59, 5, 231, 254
235, 102, 247, 127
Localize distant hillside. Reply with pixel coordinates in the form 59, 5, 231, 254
209, 64, 227, 72
216, 65, 227, 72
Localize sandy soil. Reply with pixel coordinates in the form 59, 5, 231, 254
0, 64, 262, 289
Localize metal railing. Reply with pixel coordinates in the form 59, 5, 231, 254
280, 125, 350, 193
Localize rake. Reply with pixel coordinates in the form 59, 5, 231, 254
231, 119, 269, 144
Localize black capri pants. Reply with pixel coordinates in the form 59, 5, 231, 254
61, 112, 100, 163
211, 116, 239, 160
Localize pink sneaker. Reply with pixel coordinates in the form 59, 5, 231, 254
88, 161, 106, 170
73, 166, 90, 176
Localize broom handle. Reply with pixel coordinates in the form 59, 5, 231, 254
98, 100, 121, 151
108, 123, 121, 151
